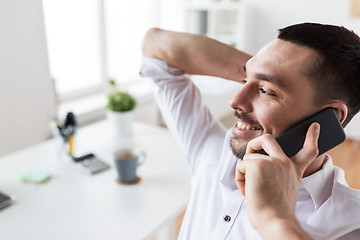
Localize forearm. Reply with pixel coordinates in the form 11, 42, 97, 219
247, 202, 312, 240
256, 217, 312, 240
142, 28, 251, 81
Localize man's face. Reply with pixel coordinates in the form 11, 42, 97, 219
230, 39, 321, 159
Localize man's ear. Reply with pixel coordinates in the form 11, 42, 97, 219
324, 101, 348, 124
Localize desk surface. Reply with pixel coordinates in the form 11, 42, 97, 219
0, 121, 190, 240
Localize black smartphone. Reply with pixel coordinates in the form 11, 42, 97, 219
257, 108, 346, 158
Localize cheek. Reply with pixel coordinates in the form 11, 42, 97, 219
255, 105, 295, 136
253, 94, 317, 136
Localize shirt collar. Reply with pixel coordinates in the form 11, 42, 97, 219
300, 154, 334, 209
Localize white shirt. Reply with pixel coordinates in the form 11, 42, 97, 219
140, 57, 360, 240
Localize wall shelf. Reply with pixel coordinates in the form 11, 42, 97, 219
185, 0, 245, 49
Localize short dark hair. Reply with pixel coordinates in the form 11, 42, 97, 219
278, 22, 360, 127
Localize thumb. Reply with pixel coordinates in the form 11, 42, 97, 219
292, 122, 320, 176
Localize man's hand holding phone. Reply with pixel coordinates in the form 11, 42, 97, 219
235, 122, 320, 240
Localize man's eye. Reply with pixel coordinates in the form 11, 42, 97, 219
259, 87, 267, 94
259, 87, 278, 97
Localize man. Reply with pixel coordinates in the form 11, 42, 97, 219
141, 23, 360, 239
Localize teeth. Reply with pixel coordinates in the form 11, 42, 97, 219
237, 121, 257, 130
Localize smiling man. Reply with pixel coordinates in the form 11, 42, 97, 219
230, 39, 321, 159
141, 23, 360, 239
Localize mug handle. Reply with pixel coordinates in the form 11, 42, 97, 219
137, 151, 146, 166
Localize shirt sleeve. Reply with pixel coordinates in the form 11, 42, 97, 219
140, 57, 226, 174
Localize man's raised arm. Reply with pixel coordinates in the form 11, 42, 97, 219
141, 28, 252, 81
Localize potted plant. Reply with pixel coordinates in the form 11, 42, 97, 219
106, 78, 137, 137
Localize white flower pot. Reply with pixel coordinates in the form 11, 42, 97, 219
106, 110, 133, 137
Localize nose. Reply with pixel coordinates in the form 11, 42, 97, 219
229, 83, 254, 113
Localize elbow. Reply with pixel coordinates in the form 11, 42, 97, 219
141, 27, 162, 58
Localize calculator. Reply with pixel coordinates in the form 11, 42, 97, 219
72, 153, 110, 175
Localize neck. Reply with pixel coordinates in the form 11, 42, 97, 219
302, 154, 327, 178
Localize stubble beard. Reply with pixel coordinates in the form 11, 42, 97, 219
230, 136, 247, 159
230, 111, 262, 159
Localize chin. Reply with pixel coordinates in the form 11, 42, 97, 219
230, 137, 247, 159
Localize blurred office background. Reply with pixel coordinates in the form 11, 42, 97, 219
1, 0, 360, 157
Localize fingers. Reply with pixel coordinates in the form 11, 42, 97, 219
292, 122, 320, 173
236, 122, 321, 209
246, 134, 287, 160
236, 156, 258, 196
236, 153, 278, 197
235, 161, 246, 196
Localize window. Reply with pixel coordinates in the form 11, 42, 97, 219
43, 0, 185, 125
104, 0, 160, 86
43, 0, 104, 100
43, 0, 185, 103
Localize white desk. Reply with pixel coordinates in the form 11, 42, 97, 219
0, 121, 190, 240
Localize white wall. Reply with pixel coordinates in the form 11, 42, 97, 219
0, 0, 56, 156
242, 0, 360, 140
243, 0, 360, 54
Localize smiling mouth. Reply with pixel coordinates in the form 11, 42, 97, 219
236, 121, 257, 130
236, 121, 261, 130
234, 111, 263, 128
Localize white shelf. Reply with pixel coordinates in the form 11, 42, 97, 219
185, 0, 245, 49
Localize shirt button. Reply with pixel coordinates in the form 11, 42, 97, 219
223, 215, 231, 222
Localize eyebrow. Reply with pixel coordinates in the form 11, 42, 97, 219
243, 63, 289, 90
